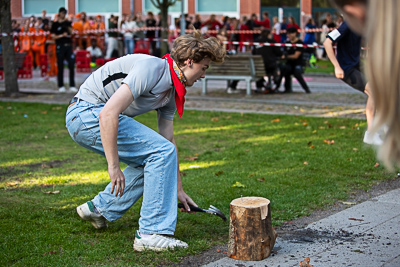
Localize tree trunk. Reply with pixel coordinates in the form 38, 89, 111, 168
228, 197, 277, 261
150, 0, 176, 56
160, 4, 169, 56
0, 0, 19, 97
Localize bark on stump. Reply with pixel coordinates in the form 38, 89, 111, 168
228, 197, 277, 261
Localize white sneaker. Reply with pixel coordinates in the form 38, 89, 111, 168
59, 86, 66, 93
227, 87, 240, 94
363, 131, 383, 146
133, 230, 188, 251
76, 202, 108, 229
69, 86, 78, 93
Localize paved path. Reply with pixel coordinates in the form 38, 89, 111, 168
205, 188, 400, 267
0, 70, 368, 120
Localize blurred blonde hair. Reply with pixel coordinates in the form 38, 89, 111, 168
170, 28, 226, 66
365, 0, 400, 169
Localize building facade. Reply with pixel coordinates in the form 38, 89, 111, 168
11, 0, 312, 25
12, 0, 258, 20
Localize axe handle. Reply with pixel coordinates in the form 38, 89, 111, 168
178, 203, 205, 212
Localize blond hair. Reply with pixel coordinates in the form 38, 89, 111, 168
365, 0, 400, 169
170, 29, 226, 66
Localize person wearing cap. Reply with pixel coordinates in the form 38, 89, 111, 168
275, 26, 311, 94
50, 7, 77, 93
66, 29, 225, 251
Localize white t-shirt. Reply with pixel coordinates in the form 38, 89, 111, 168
86, 46, 103, 58
122, 21, 137, 38
75, 54, 176, 120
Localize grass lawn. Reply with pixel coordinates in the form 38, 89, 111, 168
305, 59, 334, 75
0, 101, 395, 266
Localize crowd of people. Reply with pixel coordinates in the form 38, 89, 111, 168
8, 9, 342, 93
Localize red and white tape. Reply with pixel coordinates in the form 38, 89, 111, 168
1, 26, 336, 37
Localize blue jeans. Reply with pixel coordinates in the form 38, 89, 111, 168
124, 37, 134, 54
65, 99, 178, 235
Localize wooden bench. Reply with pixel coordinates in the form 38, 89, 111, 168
0, 52, 27, 80
202, 54, 266, 96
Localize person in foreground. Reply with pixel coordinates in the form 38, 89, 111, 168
331, 0, 399, 168
323, 20, 381, 145
65, 30, 226, 251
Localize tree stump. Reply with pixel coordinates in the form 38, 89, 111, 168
228, 197, 277, 261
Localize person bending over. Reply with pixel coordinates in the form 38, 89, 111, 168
66, 29, 226, 251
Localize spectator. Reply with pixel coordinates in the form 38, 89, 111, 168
222, 16, 231, 31
178, 14, 192, 30
31, 20, 46, 68
303, 17, 317, 63
249, 13, 261, 41
229, 17, 240, 53
80, 12, 92, 49
50, 7, 77, 93
68, 30, 225, 252
336, 15, 344, 27
280, 17, 288, 43
287, 16, 300, 31
272, 16, 281, 43
122, 15, 136, 54
275, 27, 311, 94
145, 11, 157, 54
41, 9, 49, 28
28, 15, 36, 30
46, 21, 58, 77
134, 13, 145, 40
93, 15, 106, 52
86, 38, 103, 62
239, 16, 252, 52
106, 15, 119, 59
216, 26, 228, 50
19, 20, 33, 64
255, 11, 271, 30
323, 21, 380, 145
252, 29, 282, 93
304, 18, 316, 44
12, 20, 21, 52
201, 14, 222, 36
193, 14, 202, 29
325, 13, 336, 30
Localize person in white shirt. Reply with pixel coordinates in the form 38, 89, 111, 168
122, 15, 137, 54
86, 39, 103, 62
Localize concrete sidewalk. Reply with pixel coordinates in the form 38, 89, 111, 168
204, 188, 400, 267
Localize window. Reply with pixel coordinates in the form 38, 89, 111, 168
144, 0, 187, 14
78, 0, 119, 13
23, 0, 65, 15
197, 0, 237, 12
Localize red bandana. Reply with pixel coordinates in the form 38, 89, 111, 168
162, 54, 187, 117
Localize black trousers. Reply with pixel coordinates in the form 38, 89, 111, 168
276, 64, 309, 92
56, 43, 75, 88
